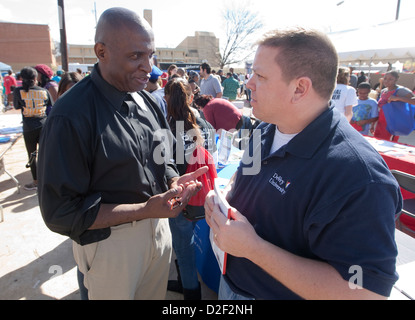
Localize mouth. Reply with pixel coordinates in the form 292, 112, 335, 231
135, 75, 150, 85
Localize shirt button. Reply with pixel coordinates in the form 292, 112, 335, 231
140, 135, 144, 140
263, 161, 268, 165
152, 181, 156, 187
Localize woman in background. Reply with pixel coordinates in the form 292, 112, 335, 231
331, 67, 357, 122
374, 70, 414, 141
164, 78, 216, 300
57, 72, 83, 98
13, 67, 52, 190
34, 64, 58, 105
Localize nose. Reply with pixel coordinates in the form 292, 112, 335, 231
142, 58, 152, 75
246, 75, 255, 91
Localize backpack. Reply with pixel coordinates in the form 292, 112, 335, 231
183, 145, 217, 221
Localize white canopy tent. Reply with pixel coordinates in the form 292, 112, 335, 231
337, 47, 415, 65
0, 62, 12, 73
328, 17, 415, 70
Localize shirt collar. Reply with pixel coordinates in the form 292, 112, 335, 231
263, 105, 339, 159
90, 63, 129, 112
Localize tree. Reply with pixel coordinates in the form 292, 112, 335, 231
216, 4, 263, 69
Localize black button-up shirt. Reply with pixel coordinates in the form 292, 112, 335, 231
38, 64, 178, 245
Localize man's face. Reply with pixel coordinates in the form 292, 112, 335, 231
246, 45, 292, 125
99, 26, 155, 92
199, 67, 206, 79
357, 88, 370, 100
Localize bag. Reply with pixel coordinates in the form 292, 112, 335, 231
183, 145, 217, 221
383, 89, 415, 136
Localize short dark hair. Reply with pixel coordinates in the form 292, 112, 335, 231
200, 63, 211, 74
258, 27, 338, 100
357, 82, 371, 90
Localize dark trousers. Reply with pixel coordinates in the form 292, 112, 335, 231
23, 127, 41, 181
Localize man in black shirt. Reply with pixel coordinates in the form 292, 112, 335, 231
38, 7, 207, 300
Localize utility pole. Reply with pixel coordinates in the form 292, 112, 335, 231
58, 0, 68, 71
94, 1, 98, 26
395, 0, 401, 20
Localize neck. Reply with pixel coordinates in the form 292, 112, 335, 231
276, 101, 329, 134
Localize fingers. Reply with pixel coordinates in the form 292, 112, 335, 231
188, 166, 209, 180
204, 191, 229, 235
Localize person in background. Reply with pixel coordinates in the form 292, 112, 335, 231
205, 27, 400, 300
57, 72, 83, 99
188, 79, 201, 104
350, 82, 378, 135
222, 72, 240, 101
217, 69, 226, 83
373, 70, 415, 142
357, 71, 367, 87
188, 71, 200, 85
37, 7, 207, 300
331, 67, 357, 122
349, 67, 357, 88
164, 77, 216, 300
52, 70, 64, 84
211, 70, 222, 84
144, 65, 167, 117
13, 67, 52, 191
244, 73, 252, 102
15, 72, 22, 87
34, 64, 58, 105
3, 69, 17, 108
176, 67, 187, 79
199, 63, 223, 99
167, 64, 178, 80
194, 95, 242, 133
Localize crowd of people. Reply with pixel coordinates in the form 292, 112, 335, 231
1, 66, 86, 191
0, 6, 413, 301
331, 67, 415, 141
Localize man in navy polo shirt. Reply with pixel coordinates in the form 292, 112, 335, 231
205, 28, 401, 300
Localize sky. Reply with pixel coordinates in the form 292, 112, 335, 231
1, 0, 414, 55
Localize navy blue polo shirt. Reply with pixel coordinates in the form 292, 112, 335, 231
225, 106, 401, 299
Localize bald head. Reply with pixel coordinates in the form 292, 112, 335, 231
95, 7, 152, 45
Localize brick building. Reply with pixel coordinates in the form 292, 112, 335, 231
0, 22, 56, 72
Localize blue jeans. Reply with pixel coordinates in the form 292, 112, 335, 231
219, 275, 255, 300
169, 212, 199, 290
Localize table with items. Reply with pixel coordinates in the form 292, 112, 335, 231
365, 136, 415, 231
0, 114, 23, 193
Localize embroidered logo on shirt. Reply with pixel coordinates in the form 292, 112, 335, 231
269, 172, 290, 195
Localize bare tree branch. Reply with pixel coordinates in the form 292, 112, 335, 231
217, 4, 263, 68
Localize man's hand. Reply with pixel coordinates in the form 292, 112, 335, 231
168, 166, 209, 205
204, 190, 259, 259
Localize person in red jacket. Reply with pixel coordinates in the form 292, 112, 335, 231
194, 95, 242, 134
4, 69, 17, 107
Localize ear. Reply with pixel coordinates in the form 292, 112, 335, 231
292, 77, 312, 103
94, 42, 106, 61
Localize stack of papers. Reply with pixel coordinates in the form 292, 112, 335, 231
210, 179, 232, 274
